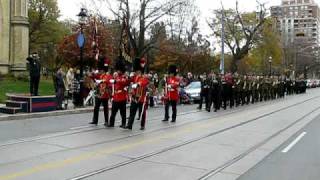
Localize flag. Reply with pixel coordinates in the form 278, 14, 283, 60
120, 16, 132, 63
92, 17, 99, 61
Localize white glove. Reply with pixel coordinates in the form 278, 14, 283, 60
167, 85, 172, 89
132, 83, 138, 89
110, 79, 115, 84
130, 72, 135, 77
95, 80, 102, 84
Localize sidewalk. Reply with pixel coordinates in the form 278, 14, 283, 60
0, 101, 146, 122
0, 104, 94, 121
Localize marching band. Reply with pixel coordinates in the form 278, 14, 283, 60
86, 55, 307, 131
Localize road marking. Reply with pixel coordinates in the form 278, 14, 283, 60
282, 132, 307, 153
70, 125, 96, 130
0, 122, 208, 180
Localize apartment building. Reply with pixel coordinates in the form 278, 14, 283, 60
271, 0, 320, 47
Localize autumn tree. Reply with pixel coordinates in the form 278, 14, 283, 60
248, 18, 283, 74
93, 0, 192, 59
28, 0, 70, 71
209, 1, 267, 73
152, 17, 213, 74
57, 17, 120, 69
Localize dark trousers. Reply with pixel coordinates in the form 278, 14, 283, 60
30, 75, 40, 96
235, 90, 241, 106
246, 90, 252, 104
230, 88, 235, 108
92, 98, 109, 124
149, 96, 154, 107
209, 91, 220, 111
56, 88, 65, 109
165, 100, 177, 121
128, 101, 148, 128
198, 92, 209, 109
109, 101, 126, 126
221, 85, 232, 109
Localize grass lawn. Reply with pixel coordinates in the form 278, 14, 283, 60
0, 78, 55, 103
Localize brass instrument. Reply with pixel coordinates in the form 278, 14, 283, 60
132, 83, 144, 103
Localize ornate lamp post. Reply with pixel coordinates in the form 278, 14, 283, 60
268, 56, 272, 76
76, 8, 88, 106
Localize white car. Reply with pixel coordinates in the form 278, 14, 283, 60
184, 81, 201, 101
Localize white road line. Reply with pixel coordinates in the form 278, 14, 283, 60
282, 132, 307, 153
70, 125, 96, 130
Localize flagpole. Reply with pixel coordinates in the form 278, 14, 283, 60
220, 4, 225, 75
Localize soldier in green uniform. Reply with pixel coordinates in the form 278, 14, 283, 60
251, 75, 258, 104
278, 75, 286, 98
234, 73, 241, 107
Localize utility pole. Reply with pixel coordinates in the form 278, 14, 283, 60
220, 5, 225, 74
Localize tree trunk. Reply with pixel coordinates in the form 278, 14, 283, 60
231, 57, 239, 73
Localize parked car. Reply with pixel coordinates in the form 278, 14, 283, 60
184, 81, 201, 102
306, 79, 312, 88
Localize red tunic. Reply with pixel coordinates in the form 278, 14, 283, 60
131, 74, 149, 103
165, 76, 180, 101
112, 74, 129, 102
98, 73, 112, 99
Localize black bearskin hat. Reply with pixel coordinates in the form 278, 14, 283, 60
133, 57, 146, 72
168, 64, 178, 75
97, 56, 105, 70
115, 56, 126, 73
98, 56, 110, 71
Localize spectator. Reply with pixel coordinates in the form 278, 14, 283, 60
54, 67, 66, 110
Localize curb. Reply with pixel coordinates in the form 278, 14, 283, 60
0, 108, 94, 122
0, 104, 133, 122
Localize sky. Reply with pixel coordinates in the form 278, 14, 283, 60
56, 0, 319, 44
57, 0, 282, 36
57, 0, 282, 20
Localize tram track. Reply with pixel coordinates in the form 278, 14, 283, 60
0, 96, 278, 149
66, 95, 320, 180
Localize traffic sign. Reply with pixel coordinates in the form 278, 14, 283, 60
77, 33, 85, 48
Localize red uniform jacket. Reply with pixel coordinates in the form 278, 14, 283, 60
165, 76, 180, 101
112, 74, 129, 102
131, 74, 149, 103
98, 73, 112, 99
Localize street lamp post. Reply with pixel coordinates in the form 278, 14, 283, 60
290, 64, 294, 78
268, 56, 272, 77
77, 8, 88, 106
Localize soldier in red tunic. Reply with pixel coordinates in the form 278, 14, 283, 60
163, 65, 180, 122
126, 58, 149, 130
90, 56, 112, 125
108, 58, 130, 128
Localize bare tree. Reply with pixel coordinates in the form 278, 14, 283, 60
92, 0, 192, 60
208, 1, 267, 73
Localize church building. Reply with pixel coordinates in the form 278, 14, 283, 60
0, 0, 29, 74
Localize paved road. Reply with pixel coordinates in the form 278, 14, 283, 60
0, 104, 198, 142
0, 89, 320, 180
238, 109, 320, 180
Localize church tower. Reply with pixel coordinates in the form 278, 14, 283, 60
0, 0, 29, 74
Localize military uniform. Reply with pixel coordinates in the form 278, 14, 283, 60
208, 74, 221, 112
278, 77, 286, 98
90, 57, 112, 126
251, 76, 258, 104
27, 53, 41, 96
127, 58, 149, 130
109, 58, 130, 128
225, 73, 235, 108
198, 74, 210, 110
234, 75, 242, 106
163, 65, 180, 122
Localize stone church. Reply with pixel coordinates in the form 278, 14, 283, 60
0, 0, 29, 74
